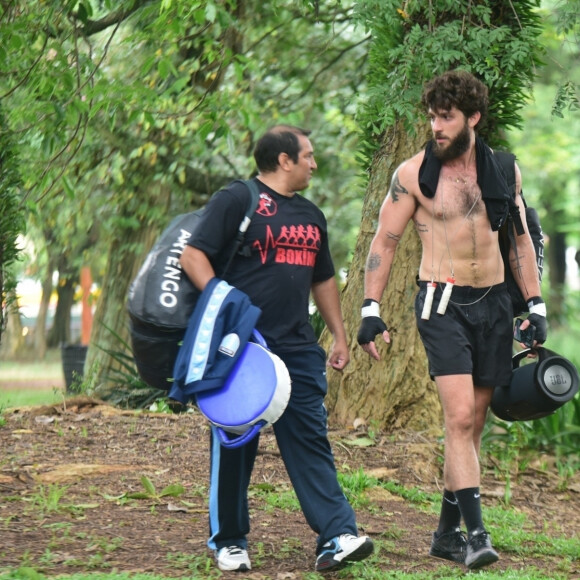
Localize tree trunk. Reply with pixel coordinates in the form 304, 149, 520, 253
33, 263, 55, 359
547, 229, 567, 327
87, 215, 164, 402
322, 123, 443, 435
46, 273, 77, 348
543, 191, 567, 328
0, 293, 26, 359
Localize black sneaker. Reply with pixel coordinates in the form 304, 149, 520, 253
315, 534, 374, 572
466, 529, 499, 570
429, 527, 467, 564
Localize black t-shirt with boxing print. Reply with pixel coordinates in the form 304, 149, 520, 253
187, 177, 335, 353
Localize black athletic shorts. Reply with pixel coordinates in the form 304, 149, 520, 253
414, 281, 513, 387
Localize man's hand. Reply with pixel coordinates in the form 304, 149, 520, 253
520, 296, 547, 350
527, 295, 547, 343
327, 340, 350, 371
357, 299, 390, 360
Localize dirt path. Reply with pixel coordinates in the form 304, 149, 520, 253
0, 397, 579, 578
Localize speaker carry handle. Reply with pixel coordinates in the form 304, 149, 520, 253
512, 346, 552, 369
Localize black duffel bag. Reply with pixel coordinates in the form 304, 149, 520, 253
126, 179, 260, 390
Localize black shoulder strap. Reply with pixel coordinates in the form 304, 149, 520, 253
220, 179, 260, 276
494, 151, 516, 196
238, 179, 261, 235
494, 151, 525, 236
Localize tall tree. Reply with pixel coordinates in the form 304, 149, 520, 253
322, 0, 544, 431
83, 1, 369, 397
0, 2, 369, 389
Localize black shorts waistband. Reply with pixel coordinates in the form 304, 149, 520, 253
416, 279, 507, 302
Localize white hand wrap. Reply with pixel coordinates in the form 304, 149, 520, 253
527, 297, 547, 317
361, 300, 380, 318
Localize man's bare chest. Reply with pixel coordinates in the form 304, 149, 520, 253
431, 174, 485, 221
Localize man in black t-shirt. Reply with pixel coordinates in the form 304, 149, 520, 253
180, 125, 373, 573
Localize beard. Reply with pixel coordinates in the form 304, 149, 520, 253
432, 122, 471, 162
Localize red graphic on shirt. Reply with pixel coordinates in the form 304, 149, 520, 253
253, 224, 321, 266
256, 193, 277, 217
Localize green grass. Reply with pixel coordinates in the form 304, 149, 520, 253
0, 349, 65, 408
0, 387, 64, 409
0, 565, 570, 580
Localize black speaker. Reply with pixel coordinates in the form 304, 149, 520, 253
491, 347, 579, 421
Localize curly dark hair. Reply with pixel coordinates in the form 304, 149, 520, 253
253, 125, 311, 173
421, 70, 489, 128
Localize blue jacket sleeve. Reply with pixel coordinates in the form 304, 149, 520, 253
169, 278, 261, 403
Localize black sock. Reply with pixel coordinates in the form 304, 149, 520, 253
436, 489, 462, 535
454, 487, 484, 536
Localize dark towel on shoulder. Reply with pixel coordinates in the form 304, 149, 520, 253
418, 136, 512, 231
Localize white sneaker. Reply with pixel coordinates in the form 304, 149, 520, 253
315, 533, 374, 571
216, 545, 251, 571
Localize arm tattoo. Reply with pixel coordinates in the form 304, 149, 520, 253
414, 220, 428, 233
386, 231, 401, 242
512, 252, 526, 278
390, 174, 408, 202
367, 252, 381, 272
511, 246, 531, 294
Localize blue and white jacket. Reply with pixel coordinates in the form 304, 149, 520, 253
169, 278, 261, 404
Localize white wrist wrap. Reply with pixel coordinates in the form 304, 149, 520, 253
529, 302, 547, 317
361, 301, 380, 318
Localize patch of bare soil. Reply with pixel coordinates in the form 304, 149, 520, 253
0, 396, 579, 579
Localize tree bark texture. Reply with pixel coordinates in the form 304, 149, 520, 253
322, 124, 443, 435
85, 170, 176, 401
0, 293, 25, 359
87, 223, 160, 401
33, 260, 57, 359
46, 273, 77, 348
547, 229, 566, 327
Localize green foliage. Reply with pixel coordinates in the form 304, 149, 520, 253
380, 480, 439, 510
309, 308, 326, 340
483, 397, 580, 492
337, 467, 378, 508
352, 0, 544, 169
549, 0, 580, 120
552, 80, 580, 117
0, 106, 25, 343
250, 482, 301, 512
529, 400, 580, 458
124, 475, 185, 503
165, 552, 218, 576
22, 484, 70, 518
103, 474, 185, 506
0, 1, 370, 368
482, 420, 532, 504
485, 503, 580, 562
1, 0, 369, 273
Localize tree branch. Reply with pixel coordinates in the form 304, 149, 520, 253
78, 0, 156, 37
